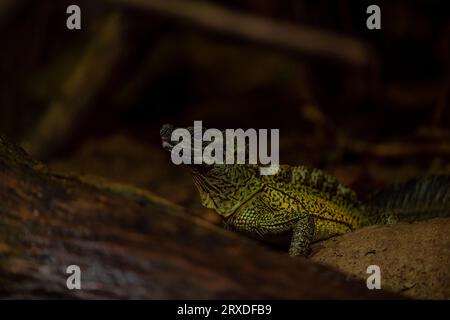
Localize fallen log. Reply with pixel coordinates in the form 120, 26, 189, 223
0, 135, 398, 299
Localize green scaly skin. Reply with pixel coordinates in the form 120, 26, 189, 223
192, 164, 369, 256
161, 124, 450, 256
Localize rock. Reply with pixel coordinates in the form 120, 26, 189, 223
311, 218, 450, 299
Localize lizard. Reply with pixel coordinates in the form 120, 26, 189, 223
160, 124, 450, 256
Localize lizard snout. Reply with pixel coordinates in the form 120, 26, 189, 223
160, 124, 175, 151
160, 124, 174, 140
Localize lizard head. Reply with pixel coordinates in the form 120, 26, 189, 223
160, 123, 261, 217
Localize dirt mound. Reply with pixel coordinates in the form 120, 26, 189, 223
312, 218, 450, 299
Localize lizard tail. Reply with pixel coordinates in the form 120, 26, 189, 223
363, 174, 450, 225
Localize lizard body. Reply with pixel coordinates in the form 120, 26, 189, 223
161, 124, 450, 256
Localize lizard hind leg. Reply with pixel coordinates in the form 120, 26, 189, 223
288, 214, 315, 257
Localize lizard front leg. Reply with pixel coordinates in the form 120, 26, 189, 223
288, 214, 315, 257
226, 192, 315, 256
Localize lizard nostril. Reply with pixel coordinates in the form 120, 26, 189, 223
160, 124, 174, 140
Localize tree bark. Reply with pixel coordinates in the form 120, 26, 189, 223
0, 136, 399, 299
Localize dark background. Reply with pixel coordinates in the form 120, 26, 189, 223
1, 0, 449, 220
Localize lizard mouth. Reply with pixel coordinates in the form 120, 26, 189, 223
161, 139, 174, 152
160, 123, 203, 157
160, 124, 176, 152
160, 123, 221, 167
160, 124, 202, 166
